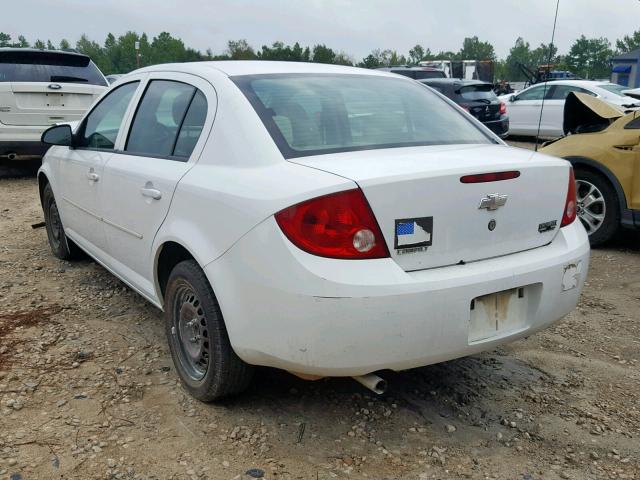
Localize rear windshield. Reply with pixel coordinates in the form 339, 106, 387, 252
390, 69, 446, 80
0, 50, 107, 86
458, 84, 497, 101
413, 70, 446, 79
233, 74, 493, 159
597, 83, 629, 97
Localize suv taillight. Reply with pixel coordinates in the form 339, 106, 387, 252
275, 189, 389, 259
561, 168, 577, 227
499, 102, 507, 115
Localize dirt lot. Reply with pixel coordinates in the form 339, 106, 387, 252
0, 154, 639, 479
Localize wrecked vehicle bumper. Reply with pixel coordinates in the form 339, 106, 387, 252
205, 217, 590, 377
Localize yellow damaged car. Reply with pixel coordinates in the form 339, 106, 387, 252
540, 92, 640, 245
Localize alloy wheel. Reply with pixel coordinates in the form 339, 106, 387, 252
575, 179, 606, 235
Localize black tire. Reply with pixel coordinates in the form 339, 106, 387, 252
42, 183, 84, 260
164, 260, 253, 401
574, 168, 620, 247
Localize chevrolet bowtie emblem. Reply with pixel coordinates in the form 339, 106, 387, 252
478, 193, 508, 211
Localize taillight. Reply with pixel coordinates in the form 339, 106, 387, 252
561, 168, 577, 227
275, 189, 389, 259
499, 101, 507, 115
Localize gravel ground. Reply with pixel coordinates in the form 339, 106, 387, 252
0, 149, 639, 479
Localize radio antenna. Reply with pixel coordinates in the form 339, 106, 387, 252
535, 0, 561, 151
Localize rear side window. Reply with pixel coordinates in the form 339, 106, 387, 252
624, 115, 640, 129
125, 80, 207, 159
458, 84, 497, 101
234, 73, 492, 159
173, 91, 208, 158
0, 50, 107, 86
78, 81, 139, 150
549, 85, 595, 100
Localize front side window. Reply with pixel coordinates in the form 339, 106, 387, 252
516, 85, 548, 101
125, 80, 207, 159
233, 74, 493, 159
77, 81, 139, 149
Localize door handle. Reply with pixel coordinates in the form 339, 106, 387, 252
140, 187, 162, 200
87, 172, 99, 182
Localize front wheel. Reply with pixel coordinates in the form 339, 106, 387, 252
574, 169, 620, 246
164, 260, 253, 401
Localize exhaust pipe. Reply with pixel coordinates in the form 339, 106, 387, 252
353, 373, 387, 395
7, 152, 17, 160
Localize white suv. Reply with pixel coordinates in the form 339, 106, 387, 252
0, 48, 107, 162
38, 61, 589, 401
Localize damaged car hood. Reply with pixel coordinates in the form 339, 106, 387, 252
563, 92, 624, 135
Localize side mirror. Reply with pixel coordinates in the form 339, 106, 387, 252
41, 124, 73, 146
509, 95, 516, 103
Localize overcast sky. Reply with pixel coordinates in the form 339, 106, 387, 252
5, 0, 640, 60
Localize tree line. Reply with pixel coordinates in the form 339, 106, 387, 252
2, 30, 639, 81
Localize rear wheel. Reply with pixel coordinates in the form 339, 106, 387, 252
574, 169, 620, 246
42, 183, 83, 259
164, 260, 253, 401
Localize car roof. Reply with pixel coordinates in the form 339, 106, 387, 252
529, 79, 612, 88
137, 60, 399, 78
420, 78, 489, 86
0, 47, 89, 58
379, 66, 442, 71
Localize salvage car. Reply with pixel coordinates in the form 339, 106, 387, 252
38, 61, 589, 400
0, 48, 108, 162
419, 78, 509, 137
540, 92, 640, 245
499, 80, 638, 137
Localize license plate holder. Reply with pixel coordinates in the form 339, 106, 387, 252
469, 287, 529, 343
46, 93, 63, 107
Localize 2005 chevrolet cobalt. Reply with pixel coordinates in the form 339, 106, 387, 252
38, 61, 590, 400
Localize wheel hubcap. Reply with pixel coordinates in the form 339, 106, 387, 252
48, 201, 62, 248
173, 286, 209, 380
575, 179, 606, 235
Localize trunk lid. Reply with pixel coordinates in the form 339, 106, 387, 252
290, 144, 570, 271
0, 82, 104, 126
468, 100, 501, 122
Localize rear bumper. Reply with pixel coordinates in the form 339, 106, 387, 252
205, 218, 590, 376
483, 116, 509, 138
0, 123, 49, 159
0, 141, 49, 160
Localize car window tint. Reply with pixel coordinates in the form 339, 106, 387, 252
235, 74, 492, 158
624, 115, 640, 129
78, 81, 139, 150
126, 80, 195, 157
550, 85, 596, 100
173, 90, 208, 158
459, 84, 497, 101
0, 50, 107, 86
516, 85, 548, 101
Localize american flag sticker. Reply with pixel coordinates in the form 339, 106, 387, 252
394, 217, 433, 250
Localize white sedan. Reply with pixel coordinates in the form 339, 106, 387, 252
38, 61, 589, 400
499, 80, 637, 137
